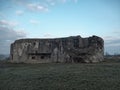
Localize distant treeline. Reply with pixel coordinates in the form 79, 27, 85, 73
0, 54, 9, 60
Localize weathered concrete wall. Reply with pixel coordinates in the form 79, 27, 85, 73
10, 35, 104, 63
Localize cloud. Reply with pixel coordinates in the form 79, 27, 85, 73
27, 3, 48, 12
46, 0, 72, 4
104, 36, 120, 46
0, 19, 26, 54
0, 20, 18, 27
61, 0, 78, 3
61, 0, 67, 3
0, 27, 26, 40
13, 0, 77, 13
13, 0, 49, 12
43, 33, 53, 38
0, 26, 26, 54
73, 0, 78, 3
49, 2, 56, 6
30, 19, 40, 25
105, 39, 120, 47
112, 30, 120, 36
103, 36, 120, 54
16, 10, 24, 15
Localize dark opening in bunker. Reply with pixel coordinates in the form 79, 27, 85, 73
29, 53, 51, 59
73, 57, 85, 63
33, 42, 36, 46
41, 56, 44, 59
32, 56, 35, 59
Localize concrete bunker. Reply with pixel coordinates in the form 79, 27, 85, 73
10, 35, 104, 63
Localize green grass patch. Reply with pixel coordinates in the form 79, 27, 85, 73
0, 61, 120, 90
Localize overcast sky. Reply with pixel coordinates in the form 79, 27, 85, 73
0, 0, 120, 55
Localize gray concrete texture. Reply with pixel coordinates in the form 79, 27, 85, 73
10, 35, 104, 63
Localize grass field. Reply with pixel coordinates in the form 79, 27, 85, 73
0, 60, 120, 90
